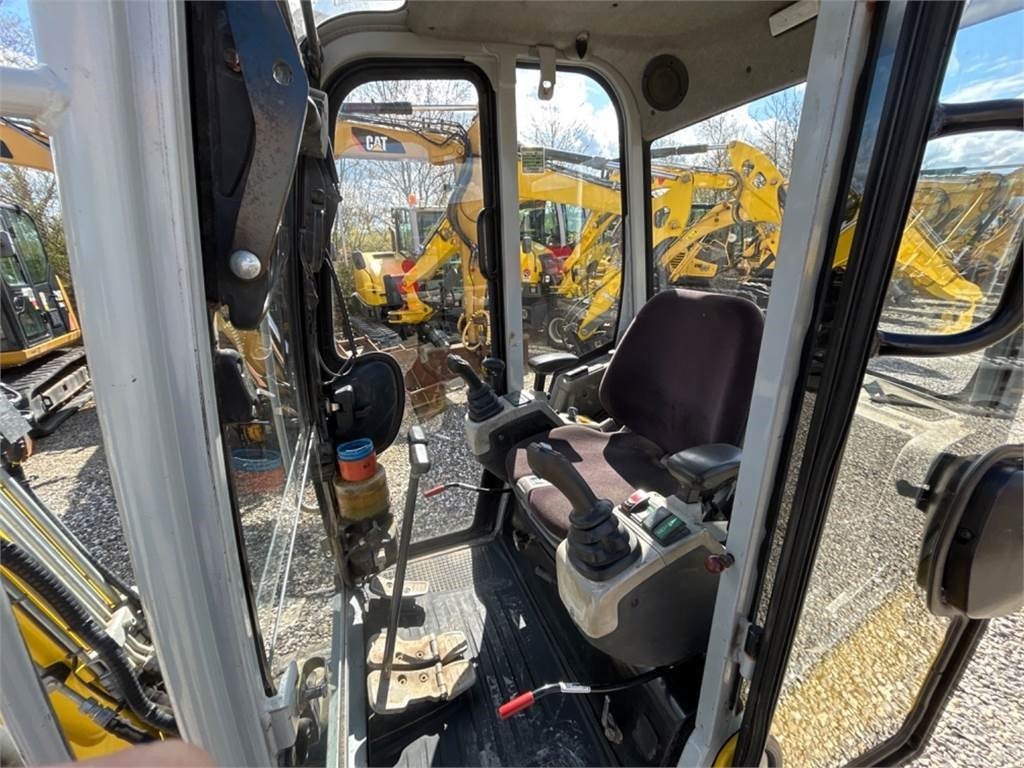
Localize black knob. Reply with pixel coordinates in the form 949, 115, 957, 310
446, 354, 503, 422
482, 357, 506, 390
447, 354, 485, 391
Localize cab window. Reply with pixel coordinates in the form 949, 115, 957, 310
516, 67, 625, 357
331, 73, 493, 542
649, 83, 804, 308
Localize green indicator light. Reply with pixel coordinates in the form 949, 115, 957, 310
653, 514, 684, 541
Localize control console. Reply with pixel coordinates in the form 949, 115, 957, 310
527, 442, 728, 668
446, 355, 562, 480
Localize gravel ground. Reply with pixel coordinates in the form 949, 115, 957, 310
16, 335, 1024, 766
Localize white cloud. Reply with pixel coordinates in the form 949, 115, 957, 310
923, 132, 1024, 170
515, 70, 620, 156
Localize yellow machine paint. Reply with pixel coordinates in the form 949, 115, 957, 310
0, 118, 54, 174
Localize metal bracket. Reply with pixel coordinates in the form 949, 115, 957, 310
222, 1, 309, 328
536, 46, 557, 101
263, 659, 299, 755
732, 619, 763, 680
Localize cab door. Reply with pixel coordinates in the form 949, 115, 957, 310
730, 3, 1023, 765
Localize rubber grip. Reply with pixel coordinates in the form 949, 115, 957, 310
526, 442, 598, 512
498, 691, 535, 719
423, 484, 446, 498
446, 354, 485, 391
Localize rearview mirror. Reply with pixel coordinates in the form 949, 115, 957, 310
916, 444, 1024, 619
521, 234, 533, 253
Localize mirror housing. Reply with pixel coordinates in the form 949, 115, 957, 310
351, 251, 366, 271
916, 445, 1024, 619
521, 234, 533, 254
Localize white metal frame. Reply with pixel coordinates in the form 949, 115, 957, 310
679, 3, 874, 763
4, 1, 275, 763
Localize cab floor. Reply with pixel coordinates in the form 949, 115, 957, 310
362, 541, 615, 767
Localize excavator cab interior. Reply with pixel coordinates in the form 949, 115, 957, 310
2, 1, 1023, 767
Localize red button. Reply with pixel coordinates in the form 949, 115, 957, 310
622, 490, 650, 512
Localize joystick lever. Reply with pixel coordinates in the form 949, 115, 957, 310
446, 355, 503, 422
526, 443, 637, 581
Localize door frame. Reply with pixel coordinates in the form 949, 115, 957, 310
679, 2, 876, 762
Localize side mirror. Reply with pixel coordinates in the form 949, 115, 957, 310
351, 251, 366, 271
521, 234, 533, 254
389, 228, 397, 253
916, 445, 1023, 619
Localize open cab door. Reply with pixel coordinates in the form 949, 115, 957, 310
693, 3, 1024, 766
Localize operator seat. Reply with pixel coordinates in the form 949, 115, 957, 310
508, 288, 764, 544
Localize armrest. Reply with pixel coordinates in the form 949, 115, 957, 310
527, 351, 580, 391
664, 444, 742, 503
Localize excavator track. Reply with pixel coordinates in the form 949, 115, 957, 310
1, 348, 91, 435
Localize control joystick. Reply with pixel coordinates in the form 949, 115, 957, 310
526, 442, 637, 581
446, 355, 503, 422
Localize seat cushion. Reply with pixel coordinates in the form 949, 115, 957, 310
599, 288, 764, 455
508, 424, 678, 540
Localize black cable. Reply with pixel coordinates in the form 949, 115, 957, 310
499, 660, 683, 718
1, 539, 177, 735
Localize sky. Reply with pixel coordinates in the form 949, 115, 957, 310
3, 0, 1022, 171
650, 7, 1024, 172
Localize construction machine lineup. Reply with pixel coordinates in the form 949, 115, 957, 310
336, 108, 994, 385
0, 1, 1022, 768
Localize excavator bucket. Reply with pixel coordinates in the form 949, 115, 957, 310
404, 345, 481, 420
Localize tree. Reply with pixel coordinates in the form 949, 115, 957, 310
0, 7, 36, 65
750, 87, 803, 177
521, 101, 597, 155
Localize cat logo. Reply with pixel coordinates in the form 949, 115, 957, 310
352, 127, 404, 155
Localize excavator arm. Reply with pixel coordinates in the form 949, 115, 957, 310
0, 118, 53, 173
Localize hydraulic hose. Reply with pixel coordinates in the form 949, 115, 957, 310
1, 539, 178, 735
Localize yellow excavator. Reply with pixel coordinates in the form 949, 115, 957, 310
568, 140, 985, 344
0, 474, 174, 758
0, 118, 90, 434
914, 166, 1024, 287
337, 109, 625, 350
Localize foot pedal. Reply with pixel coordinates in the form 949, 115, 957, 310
367, 631, 469, 669
367, 660, 476, 715
369, 575, 429, 599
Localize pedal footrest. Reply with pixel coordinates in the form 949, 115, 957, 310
367, 631, 468, 669
367, 659, 476, 715
369, 575, 429, 599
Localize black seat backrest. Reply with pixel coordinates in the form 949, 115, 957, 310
598, 288, 764, 455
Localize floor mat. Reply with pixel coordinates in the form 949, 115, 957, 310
363, 542, 614, 767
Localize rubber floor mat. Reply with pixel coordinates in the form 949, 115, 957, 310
363, 542, 615, 767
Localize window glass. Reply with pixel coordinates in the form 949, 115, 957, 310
649, 84, 803, 310
333, 76, 488, 541
764, 10, 1024, 765
9, 209, 50, 284
214, 256, 330, 679
516, 68, 624, 358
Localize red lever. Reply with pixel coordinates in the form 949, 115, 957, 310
498, 691, 535, 719
423, 484, 446, 498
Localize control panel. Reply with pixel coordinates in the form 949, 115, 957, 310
555, 488, 727, 667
